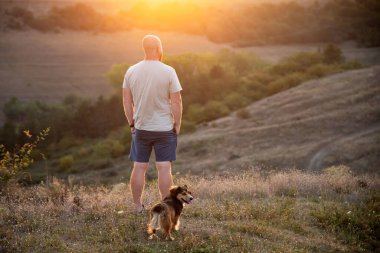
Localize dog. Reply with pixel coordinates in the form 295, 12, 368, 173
147, 185, 193, 240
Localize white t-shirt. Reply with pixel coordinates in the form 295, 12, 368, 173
122, 60, 182, 131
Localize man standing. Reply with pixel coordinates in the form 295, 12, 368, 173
122, 35, 183, 213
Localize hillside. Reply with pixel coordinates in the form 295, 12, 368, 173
176, 66, 380, 175
46, 65, 380, 185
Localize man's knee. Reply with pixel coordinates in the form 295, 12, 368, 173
155, 161, 171, 172
133, 162, 149, 172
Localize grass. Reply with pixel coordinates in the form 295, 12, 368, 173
0, 165, 378, 252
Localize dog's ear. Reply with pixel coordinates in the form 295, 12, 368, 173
170, 186, 179, 197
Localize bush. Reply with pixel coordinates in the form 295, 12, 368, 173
181, 120, 197, 134
0, 129, 49, 185
106, 63, 130, 90
267, 73, 310, 95
306, 63, 337, 78
223, 92, 250, 110
322, 44, 344, 64
120, 127, 132, 145
341, 60, 362, 70
185, 103, 206, 123
203, 100, 230, 121
110, 141, 125, 158
56, 135, 82, 150
270, 52, 323, 76
59, 155, 74, 171
236, 108, 250, 119
93, 140, 125, 159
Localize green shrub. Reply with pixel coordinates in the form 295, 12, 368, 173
0, 129, 49, 185
93, 141, 112, 157
93, 140, 125, 159
59, 155, 74, 171
185, 103, 206, 123
341, 60, 362, 70
203, 100, 230, 121
306, 63, 337, 78
56, 135, 82, 150
110, 141, 125, 158
267, 73, 310, 95
181, 120, 197, 134
322, 43, 344, 64
120, 127, 132, 145
236, 108, 250, 119
87, 157, 111, 170
106, 63, 130, 90
270, 52, 323, 75
223, 92, 250, 110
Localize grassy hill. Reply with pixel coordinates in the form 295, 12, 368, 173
175, 65, 380, 175
18, 65, 379, 185
1, 166, 378, 252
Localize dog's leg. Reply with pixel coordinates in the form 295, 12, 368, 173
174, 218, 180, 231
162, 216, 174, 241
147, 212, 161, 239
165, 230, 174, 241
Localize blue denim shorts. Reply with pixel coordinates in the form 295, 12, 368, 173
129, 128, 177, 162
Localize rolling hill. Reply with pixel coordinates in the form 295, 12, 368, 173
76, 65, 380, 185
175, 66, 380, 175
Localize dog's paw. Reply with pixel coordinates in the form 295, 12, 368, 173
166, 236, 175, 241
148, 234, 158, 240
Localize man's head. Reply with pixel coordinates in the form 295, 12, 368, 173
142, 35, 163, 61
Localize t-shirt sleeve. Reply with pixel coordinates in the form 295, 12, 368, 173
169, 68, 182, 93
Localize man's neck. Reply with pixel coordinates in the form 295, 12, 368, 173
144, 55, 160, 61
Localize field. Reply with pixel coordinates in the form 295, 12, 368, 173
1, 30, 380, 125
1, 2, 380, 251
0, 30, 227, 124
1, 166, 379, 252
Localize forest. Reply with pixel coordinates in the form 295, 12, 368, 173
2, 0, 380, 47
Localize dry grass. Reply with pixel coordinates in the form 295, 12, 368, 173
0, 166, 378, 252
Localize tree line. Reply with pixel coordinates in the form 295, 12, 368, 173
1, 0, 380, 47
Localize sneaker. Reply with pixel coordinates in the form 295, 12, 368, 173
135, 204, 145, 214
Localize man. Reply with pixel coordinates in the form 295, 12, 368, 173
122, 35, 183, 213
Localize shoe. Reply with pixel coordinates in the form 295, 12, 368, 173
135, 204, 145, 214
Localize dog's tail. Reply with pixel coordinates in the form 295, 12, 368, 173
147, 204, 164, 235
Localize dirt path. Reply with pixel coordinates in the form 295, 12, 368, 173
307, 123, 380, 170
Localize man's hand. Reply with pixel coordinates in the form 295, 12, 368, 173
123, 88, 134, 128
174, 123, 180, 135
170, 91, 182, 135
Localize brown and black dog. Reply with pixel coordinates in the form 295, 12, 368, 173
147, 185, 193, 240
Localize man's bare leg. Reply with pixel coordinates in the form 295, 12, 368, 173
155, 161, 174, 199
130, 162, 149, 212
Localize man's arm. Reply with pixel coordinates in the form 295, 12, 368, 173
122, 87, 134, 128
170, 91, 182, 134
